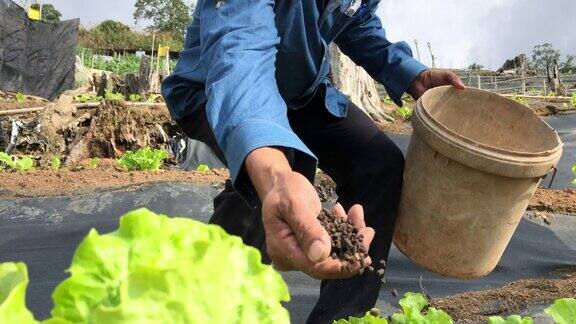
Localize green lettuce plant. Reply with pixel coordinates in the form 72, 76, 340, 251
128, 93, 142, 102
49, 208, 290, 323
488, 315, 533, 324
336, 293, 452, 324
73, 94, 103, 103
0, 262, 37, 324
15, 92, 26, 104
50, 156, 61, 171
545, 298, 576, 324
118, 147, 169, 171
88, 158, 100, 170
196, 164, 210, 173
335, 309, 388, 323
104, 90, 125, 102
0, 152, 35, 172
572, 165, 576, 185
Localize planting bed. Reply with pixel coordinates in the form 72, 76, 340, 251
0, 95, 575, 322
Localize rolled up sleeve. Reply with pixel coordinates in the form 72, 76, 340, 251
199, 0, 315, 184
335, 0, 428, 106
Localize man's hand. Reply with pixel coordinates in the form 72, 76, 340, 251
246, 147, 374, 279
408, 69, 466, 100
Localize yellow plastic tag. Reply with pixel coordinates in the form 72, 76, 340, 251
28, 7, 41, 20
158, 46, 170, 57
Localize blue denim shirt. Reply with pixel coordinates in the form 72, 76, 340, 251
162, 0, 428, 186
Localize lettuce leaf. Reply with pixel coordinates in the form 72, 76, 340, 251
50, 208, 290, 323
0, 262, 37, 324
545, 298, 576, 324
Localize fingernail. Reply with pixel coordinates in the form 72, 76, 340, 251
307, 240, 325, 263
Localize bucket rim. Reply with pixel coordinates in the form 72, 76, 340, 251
417, 86, 564, 159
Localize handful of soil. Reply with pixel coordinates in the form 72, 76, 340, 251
318, 209, 386, 281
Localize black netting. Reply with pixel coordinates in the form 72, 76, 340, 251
0, 0, 78, 100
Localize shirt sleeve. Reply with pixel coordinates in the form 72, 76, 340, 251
334, 0, 429, 106
198, 0, 315, 184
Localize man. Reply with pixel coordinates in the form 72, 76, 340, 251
162, 0, 466, 322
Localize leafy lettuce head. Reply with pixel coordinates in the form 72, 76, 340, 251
0, 262, 37, 324
50, 208, 290, 324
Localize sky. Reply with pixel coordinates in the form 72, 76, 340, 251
44, 0, 576, 70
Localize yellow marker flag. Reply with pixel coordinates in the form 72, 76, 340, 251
28, 6, 42, 20
158, 46, 170, 57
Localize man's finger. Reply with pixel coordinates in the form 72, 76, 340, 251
283, 202, 331, 263
347, 204, 366, 229
332, 203, 347, 220
270, 232, 358, 279
444, 71, 466, 90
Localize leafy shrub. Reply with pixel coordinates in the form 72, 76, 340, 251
1, 209, 290, 323
395, 106, 413, 119
118, 147, 169, 171
0, 262, 36, 323
0, 152, 35, 172
50, 156, 61, 171
545, 298, 576, 324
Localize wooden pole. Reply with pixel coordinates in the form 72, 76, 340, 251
477, 74, 481, 89
414, 39, 421, 61
150, 34, 156, 76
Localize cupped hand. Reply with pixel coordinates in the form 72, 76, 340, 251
408, 69, 466, 100
261, 171, 375, 279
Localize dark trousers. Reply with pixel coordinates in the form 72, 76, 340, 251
177, 95, 404, 324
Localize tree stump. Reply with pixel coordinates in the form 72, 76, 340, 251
329, 44, 394, 123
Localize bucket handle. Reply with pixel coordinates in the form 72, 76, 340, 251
542, 166, 558, 189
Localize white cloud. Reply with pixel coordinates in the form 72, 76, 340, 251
377, 0, 575, 70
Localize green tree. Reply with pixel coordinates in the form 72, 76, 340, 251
41, 4, 61, 23
468, 63, 484, 71
134, 0, 194, 40
560, 54, 576, 75
531, 43, 561, 73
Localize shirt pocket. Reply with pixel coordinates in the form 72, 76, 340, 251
322, 0, 357, 43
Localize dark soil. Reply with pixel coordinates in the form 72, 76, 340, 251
529, 188, 576, 215
315, 171, 337, 202
430, 268, 576, 322
318, 209, 386, 278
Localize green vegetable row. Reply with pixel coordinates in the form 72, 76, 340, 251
336, 293, 575, 324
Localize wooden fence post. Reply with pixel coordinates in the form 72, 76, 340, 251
477, 74, 481, 90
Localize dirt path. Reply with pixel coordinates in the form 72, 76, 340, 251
0, 159, 229, 198
430, 268, 576, 322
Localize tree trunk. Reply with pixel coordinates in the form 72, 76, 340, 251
329, 44, 394, 123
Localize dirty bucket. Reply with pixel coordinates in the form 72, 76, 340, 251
394, 86, 563, 278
